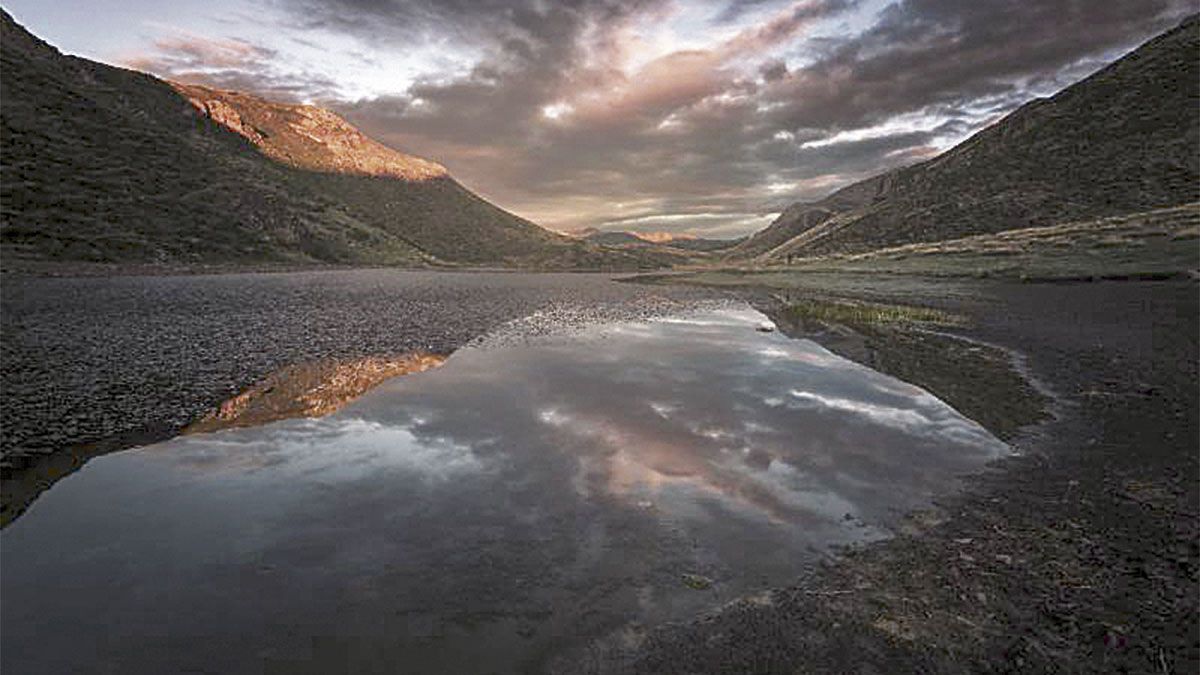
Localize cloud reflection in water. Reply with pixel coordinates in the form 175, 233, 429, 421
2, 306, 1011, 674
338, 306, 1009, 533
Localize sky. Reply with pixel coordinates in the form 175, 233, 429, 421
6, 0, 1192, 237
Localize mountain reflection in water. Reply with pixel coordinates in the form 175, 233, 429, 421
1, 307, 1009, 674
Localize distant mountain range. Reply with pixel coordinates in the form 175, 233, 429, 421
0, 11, 674, 270
575, 227, 744, 252
730, 15, 1200, 262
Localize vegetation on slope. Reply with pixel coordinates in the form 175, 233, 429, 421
780, 203, 1200, 281
635, 203, 1199, 287
0, 12, 420, 266
0, 11, 673, 270
732, 16, 1200, 261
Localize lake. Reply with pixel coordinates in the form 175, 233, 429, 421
0, 305, 1008, 674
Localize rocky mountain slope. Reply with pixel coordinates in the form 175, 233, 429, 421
578, 229, 651, 246
169, 83, 448, 182
0, 11, 666, 270
578, 227, 743, 252
732, 15, 1200, 261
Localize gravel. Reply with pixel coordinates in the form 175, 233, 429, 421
5, 271, 1194, 674
0, 269, 720, 464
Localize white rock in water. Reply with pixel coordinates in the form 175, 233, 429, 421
756, 323, 776, 333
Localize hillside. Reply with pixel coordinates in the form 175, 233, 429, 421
579, 229, 650, 246
732, 16, 1200, 261
0, 11, 665, 270
661, 236, 745, 252
578, 227, 743, 252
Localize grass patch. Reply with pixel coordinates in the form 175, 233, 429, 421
780, 298, 960, 329
762, 298, 1047, 441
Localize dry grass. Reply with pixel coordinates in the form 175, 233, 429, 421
781, 298, 960, 329
772, 204, 1200, 280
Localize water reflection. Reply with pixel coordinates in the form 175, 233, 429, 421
185, 352, 447, 434
1, 307, 1008, 674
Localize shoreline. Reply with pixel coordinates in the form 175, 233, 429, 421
0, 259, 701, 280
1, 270, 1195, 672
0, 271, 724, 526
575, 276, 1198, 673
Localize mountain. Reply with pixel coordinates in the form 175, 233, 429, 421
577, 227, 743, 252
634, 231, 690, 244
661, 236, 746, 252
579, 229, 651, 246
732, 16, 1200, 261
0, 11, 667, 270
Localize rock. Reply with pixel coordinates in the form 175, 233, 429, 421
681, 573, 713, 590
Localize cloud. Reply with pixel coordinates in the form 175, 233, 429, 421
758, 0, 1192, 133
123, 0, 1193, 236
715, 0, 788, 24
123, 30, 342, 101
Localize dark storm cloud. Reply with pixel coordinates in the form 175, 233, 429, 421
128, 0, 1193, 235
313, 0, 860, 231
758, 127, 950, 179
760, 0, 1194, 133
282, 0, 664, 51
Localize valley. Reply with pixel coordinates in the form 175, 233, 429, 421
0, 5, 1197, 675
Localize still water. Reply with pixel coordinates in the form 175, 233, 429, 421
1, 307, 1007, 673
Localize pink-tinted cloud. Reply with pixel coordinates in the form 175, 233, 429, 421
122, 0, 1193, 236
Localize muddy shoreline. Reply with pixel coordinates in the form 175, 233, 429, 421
1, 271, 1196, 672
0, 270, 723, 525
568, 278, 1198, 673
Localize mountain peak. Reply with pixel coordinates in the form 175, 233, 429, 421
170, 82, 448, 182
1, 11, 683, 269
